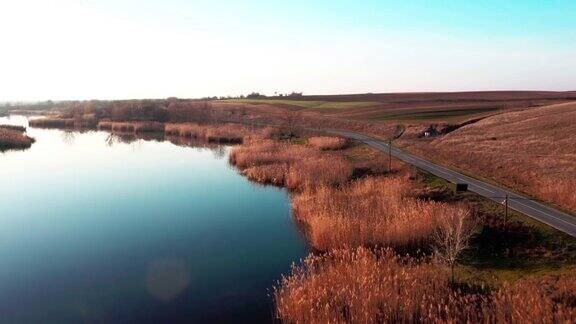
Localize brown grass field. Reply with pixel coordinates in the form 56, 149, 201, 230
275, 247, 576, 323
399, 102, 576, 213
0, 125, 35, 151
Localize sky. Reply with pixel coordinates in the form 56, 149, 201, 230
0, 0, 575, 101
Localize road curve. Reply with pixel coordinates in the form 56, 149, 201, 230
327, 129, 576, 238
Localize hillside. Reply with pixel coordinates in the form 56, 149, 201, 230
400, 102, 576, 213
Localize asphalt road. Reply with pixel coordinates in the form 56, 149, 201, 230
328, 129, 576, 238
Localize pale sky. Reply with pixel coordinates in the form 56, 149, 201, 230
1, 0, 575, 101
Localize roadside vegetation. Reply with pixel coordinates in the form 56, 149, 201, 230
0, 125, 35, 152
399, 102, 576, 214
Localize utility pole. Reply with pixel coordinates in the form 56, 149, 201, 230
504, 194, 509, 227
388, 139, 392, 173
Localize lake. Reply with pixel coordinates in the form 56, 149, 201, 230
0, 115, 306, 323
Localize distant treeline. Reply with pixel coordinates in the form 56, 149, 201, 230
2, 90, 303, 114
203, 91, 303, 100
13, 98, 240, 125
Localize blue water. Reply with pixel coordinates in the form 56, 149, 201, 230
0, 116, 306, 323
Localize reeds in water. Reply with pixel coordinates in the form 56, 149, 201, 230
229, 139, 353, 190
0, 127, 35, 151
97, 121, 165, 133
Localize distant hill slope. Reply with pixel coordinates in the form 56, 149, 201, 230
406, 102, 576, 213
226, 91, 576, 122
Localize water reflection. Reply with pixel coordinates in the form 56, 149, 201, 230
0, 115, 306, 323
101, 131, 229, 161
61, 130, 76, 145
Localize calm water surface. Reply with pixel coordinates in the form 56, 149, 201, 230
0, 115, 306, 323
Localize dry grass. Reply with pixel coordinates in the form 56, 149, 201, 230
29, 115, 99, 128
308, 136, 347, 150
275, 248, 477, 323
165, 123, 251, 143
275, 247, 576, 323
0, 124, 26, 132
229, 139, 353, 190
0, 127, 35, 151
292, 176, 452, 251
29, 118, 76, 128
243, 163, 290, 186
97, 121, 165, 133
400, 102, 576, 213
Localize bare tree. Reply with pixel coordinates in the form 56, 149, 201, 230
433, 205, 478, 285
281, 110, 302, 138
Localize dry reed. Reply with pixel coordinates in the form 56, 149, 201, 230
165, 123, 250, 143
229, 139, 353, 190
29, 118, 76, 128
0, 127, 35, 151
275, 247, 576, 323
308, 136, 347, 150
97, 121, 165, 133
292, 176, 449, 251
